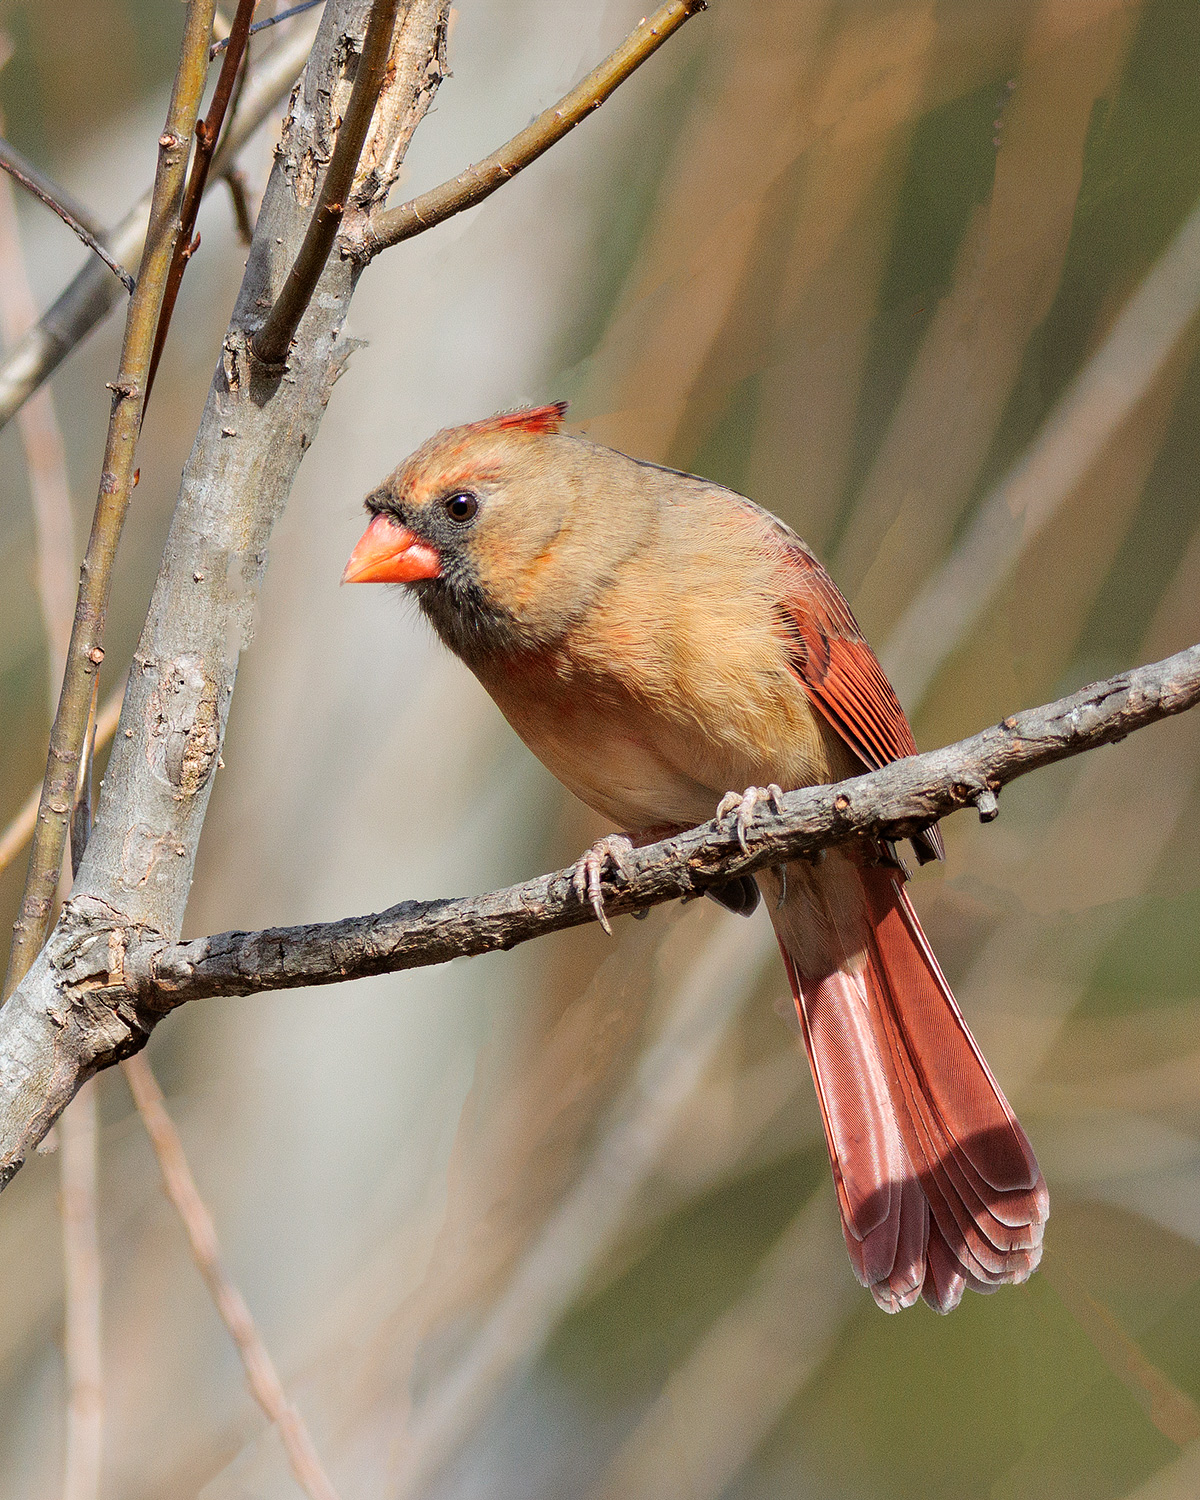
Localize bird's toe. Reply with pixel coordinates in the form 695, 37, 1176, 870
717, 784, 785, 853
571, 833, 635, 936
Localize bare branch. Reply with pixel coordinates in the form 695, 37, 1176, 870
0, 16, 321, 435
120, 643, 1200, 1006
0, 0, 450, 1191
251, 0, 403, 364
122, 1054, 343, 1500
0, 684, 123, 880
144, 0, 259, 412
211, 0, 326, 57
222, 167, 256, 244
349, 0, 708, 262
1, 0, 219, 999
0, 137, 135, 293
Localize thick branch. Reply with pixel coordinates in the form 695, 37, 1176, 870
2, 0, 218, 998
1, 644, 1196, 1190
121, 643, 1200, 1003
251, 0, 402, 364
348, 0, 707, 261
0, 0, 450, 1191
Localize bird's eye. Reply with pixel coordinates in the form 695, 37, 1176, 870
443, 492, 478, 524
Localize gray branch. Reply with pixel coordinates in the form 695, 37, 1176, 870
0, 642, 1190, 1187
0, 0, 450, 1190
124, 642, 1200, 1000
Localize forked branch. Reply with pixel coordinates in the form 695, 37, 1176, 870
251, 0, 401, 364
349, 0, 708, 261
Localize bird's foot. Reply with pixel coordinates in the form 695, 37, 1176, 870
716, 784, 784, 854
571, 833, 635, 936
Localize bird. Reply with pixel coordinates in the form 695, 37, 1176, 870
342, 401, 1047, 1313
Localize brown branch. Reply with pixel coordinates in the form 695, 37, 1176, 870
144, 0, 258, 413
122, 1053, 344, 1500
115, 640, 1200, 1003
251, 0, 401, 364
0, 0, 218, 999
222, 167, 256, 244
0, 683, 124, 880
0, 137, 135, 293
0, 15, 320, 435
349, 0, 708, 262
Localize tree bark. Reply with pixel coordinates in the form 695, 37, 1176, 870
0, 0, 450, 1189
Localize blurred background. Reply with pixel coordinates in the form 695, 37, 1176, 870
2, 0, 1200, 1495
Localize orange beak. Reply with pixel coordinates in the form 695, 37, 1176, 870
342, 513, 442, 584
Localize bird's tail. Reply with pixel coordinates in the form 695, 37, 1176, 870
767, 851, 1047, 1312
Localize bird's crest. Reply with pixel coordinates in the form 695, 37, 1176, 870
468, 401, 569, 439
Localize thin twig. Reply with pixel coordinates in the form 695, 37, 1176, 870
351, 0, 708, 262
144, 0, 258, 413
222, 167, 256, 244
0, 15, 321, 435
119, 642, 1200, 1008
0, 137, 134, 293
0, 684, 124, 880
0, 138, 76, 696
0, 117, 104, 1500
1, 0, 218, 1000
211, 0, 325, 56
0, 137, 103, 237
121, 1053, 344, 1500
60, 1081, 102, 1500
251, 0, 401, 364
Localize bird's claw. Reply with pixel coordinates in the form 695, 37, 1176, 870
571, 833, 635, 935
716, 784, 784, 854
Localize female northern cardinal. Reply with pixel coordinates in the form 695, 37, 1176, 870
343, 402, 1047, 1312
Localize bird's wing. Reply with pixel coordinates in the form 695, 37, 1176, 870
754, 507, 945, 860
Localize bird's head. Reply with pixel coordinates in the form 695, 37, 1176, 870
342, 402, 653, 662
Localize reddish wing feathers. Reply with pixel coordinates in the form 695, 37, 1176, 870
771, 533, 945, 857
776, 543, 917, 766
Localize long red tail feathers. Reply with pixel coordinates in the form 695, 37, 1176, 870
780, 860, 1047, 1314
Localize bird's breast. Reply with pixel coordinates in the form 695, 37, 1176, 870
473, 617, 839, 835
